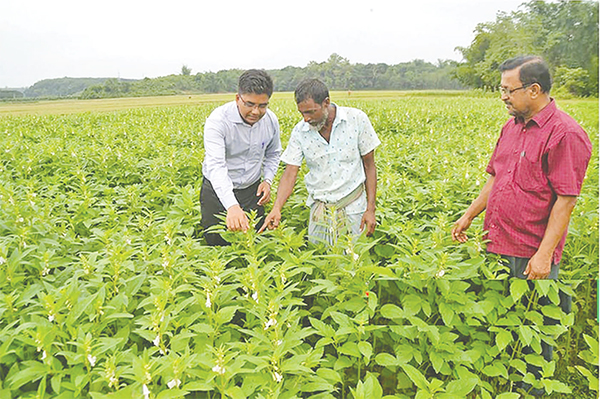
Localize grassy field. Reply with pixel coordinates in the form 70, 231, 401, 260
0, 92, 597, 398
0, 91, 497, 116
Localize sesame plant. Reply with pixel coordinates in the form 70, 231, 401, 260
0, 95, 597, 398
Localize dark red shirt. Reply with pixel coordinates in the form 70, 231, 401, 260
484, 99, 592, 264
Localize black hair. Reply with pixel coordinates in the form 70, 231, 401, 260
238, 69, 273, 97
294, 78, 329, 104
499, 56, 552, 93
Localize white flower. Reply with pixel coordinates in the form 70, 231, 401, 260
252, 291, 259, 302
126, 238, 132, 245
87, 354, 97, 367
153, 335, 160, 347
264, 318, 277, 330
48, 314, 55, 322
0, 257, 6, 265
142, 384, 150, 399
109, 375, 118, 388
41, 350, 47, 360
272, 371, 283, 383
167, 378, 181, 389
436, 269, 446, 278
212, 364, 226, 375
276, 340, 283, 346
205, 292, 211, 308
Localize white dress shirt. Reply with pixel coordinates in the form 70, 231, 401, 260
202, 101, 281, 209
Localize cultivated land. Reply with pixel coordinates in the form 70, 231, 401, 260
0, 92, 597, 398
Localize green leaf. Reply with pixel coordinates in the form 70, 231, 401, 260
438, 302, 454, 326
215, 306, 238, 325
375, 353, 399, 367
400, 364, 428, 390
364, 373, 383, 399
542, 379, 571, 394
496, 394, 520, 399
224, 386, 246, 399
495, 329, 512, 352
338, 342, 361, 358
380, 304, 403, 319
481, 363, 508, 378
510, 280, 529, 302
184, 381, 214, 391
444, 377, 478, 396
358, 341, 372, 360
518, 325, 533, 346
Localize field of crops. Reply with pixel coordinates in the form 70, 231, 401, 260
0, 93, 597, 398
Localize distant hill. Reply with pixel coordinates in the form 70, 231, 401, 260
24, 77, 138, 98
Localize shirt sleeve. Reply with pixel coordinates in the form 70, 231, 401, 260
202, 116, 238, 210
262, 112, 282, 183
280, 125, 304, 166
357, 111, 381, 156
547, 130, 592, 196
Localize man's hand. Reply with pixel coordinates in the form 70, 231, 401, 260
524, 252, 552, 280
226, 204, 249, 232
360, 209, 376, 236
259, 208, 281, 233
256, 181, 271, 206
451, 214, 473, 243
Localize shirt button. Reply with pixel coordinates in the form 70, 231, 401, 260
508, 169, 512, 173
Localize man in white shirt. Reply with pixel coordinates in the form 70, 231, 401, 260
260, 79, 380, 244
201, 69, 281, 246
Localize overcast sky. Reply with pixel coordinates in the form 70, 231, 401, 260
1, 0, 526, 88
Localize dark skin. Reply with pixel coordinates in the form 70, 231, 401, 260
260, 97, 377, 236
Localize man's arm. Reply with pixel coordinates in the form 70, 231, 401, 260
203, 118, 248, 232
360, 150, 377, 236
259, 164, 299, 233
452, 175, 495, 242
524, 195, 578, 279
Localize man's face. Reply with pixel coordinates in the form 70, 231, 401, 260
236, 92, 269, 125
500, 68, 533, 119
297, 98, 329, 131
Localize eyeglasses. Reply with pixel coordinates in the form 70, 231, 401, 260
238, 94, 269, 110
499, 84, 532, 96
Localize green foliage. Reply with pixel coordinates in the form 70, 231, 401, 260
455, 0, 599, 97
0, 96, 597, 398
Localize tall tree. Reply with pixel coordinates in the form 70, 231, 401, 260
455, 0, 599, 96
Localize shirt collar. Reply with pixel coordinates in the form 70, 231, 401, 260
225, 101, 249, 125
514, 98, 557, 128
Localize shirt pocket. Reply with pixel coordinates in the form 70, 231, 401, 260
514, 152, 546, 192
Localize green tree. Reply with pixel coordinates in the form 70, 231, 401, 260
455, 0, 599, 96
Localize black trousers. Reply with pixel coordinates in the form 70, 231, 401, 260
200, 178, 265, 246
502, 255, 571, 389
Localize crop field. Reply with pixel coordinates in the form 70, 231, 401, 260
0, 93, 597, 398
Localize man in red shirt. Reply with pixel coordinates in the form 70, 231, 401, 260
451, 55, 592, 396
452, 55, 592, 278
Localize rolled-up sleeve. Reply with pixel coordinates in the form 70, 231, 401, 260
280, 127, 304, 166
203, 118, 238, 210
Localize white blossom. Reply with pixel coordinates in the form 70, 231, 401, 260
41, 350, 47, 360
212, 364, 226, 375
436, 269, 446, 278
48, 314, 55, 322
142, 384, 150, 399
205, 292, 211, 308
0, 257, 6, 265
87, 354, 97, 367
167, 378, 181, 389
252, 291, 259, 302
272, 371, 283, 383
264, 317, 277, 330
153, 335, 160, 347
